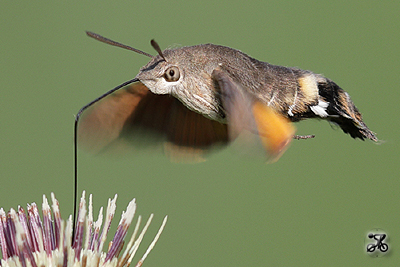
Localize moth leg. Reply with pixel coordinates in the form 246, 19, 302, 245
293, 134, 315, 140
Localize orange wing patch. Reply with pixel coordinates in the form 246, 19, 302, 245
252, 101, 296, 161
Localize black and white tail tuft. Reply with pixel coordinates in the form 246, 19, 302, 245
316, 79, 378, 141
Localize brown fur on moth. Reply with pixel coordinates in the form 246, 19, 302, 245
77, 32, 377, 162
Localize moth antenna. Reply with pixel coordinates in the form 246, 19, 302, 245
151, 39, 167, 61
86, 31, 153, 58
72, 77, 139, 244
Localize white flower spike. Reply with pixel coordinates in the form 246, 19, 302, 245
0, 192, 167, 267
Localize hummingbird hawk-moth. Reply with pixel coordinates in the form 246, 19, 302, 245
72, 31, 378, 242
76, 32, 377, 163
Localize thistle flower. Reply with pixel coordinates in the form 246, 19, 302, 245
0, 191, 167, 267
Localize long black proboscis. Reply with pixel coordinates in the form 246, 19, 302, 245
72, 77, 139, 245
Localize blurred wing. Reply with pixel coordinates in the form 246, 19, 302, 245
78, 82, 228, 161
212, 68, 295, 162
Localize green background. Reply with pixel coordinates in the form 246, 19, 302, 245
1, 1, 399, 266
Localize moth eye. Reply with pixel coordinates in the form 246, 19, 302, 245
164, 66, 180, 82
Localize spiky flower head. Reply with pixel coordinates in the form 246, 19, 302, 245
0, 191, 167, 267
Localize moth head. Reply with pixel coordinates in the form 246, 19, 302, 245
85, 32, 212, 111
136, 46, 184, 95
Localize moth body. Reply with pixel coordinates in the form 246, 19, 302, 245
79, 32, 378, 162
136, 44, 376, 141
